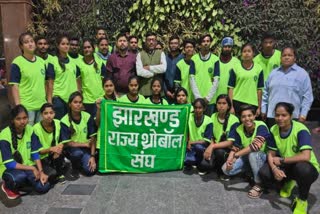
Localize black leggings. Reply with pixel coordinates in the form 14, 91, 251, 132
259, 162, 319, 200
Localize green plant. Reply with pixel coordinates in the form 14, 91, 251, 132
127, 0, 243, 53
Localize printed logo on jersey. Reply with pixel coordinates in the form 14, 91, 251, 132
40, 68, 45, 75
254, 75, 258, 81
273, 64, 279, 69
26, 141, 31, 149
83, 127, 87, 133
292, 145, 299, 153
208, 68, 213, 73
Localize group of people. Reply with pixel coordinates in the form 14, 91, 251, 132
0, 27, 318, 214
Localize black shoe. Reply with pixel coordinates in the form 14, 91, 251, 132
219, 174, 230, 181
65, 169, 79, 181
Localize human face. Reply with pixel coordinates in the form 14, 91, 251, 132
274, 106, 292, 129
129, 38, 138, 51
152, 80, 161, 95
83, 41, 94, 57
58, 37, 70, 55
41, 107, 55, 124
240, 109, 256, 130
222, 45, 232, 56
21, 35, 36, 54
176, 91, 187, 104
13, 111, 28, 133
261, 38, 275, 53
104, 80, 115, 97
69, 40, 80, 55
281, 48, 296, 68
98, 39, 109, 55
146, 35, 157, 50
194, 101, 205, 118
216, 98, 229, 115
128, 79, 139, 95
96, 29, 106, 39
155, 44, 162, 50
200, 36, 211, 52
169, 39, 179, 52
117, 36, 128, 51
69, 96, 83, 113
184, 43, 194, 57
241, 45, 254, 61
36, 39, 49, 54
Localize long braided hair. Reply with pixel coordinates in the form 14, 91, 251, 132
82, 38, 98, 71
56, 35, 69, 72
10, 105, 29, 164
216, 94, 232, 142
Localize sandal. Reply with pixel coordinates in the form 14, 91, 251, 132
248, 185, 263, 199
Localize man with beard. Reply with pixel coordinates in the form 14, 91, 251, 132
136, 32, 166, 97
189, 34, 219, 115
254, 32, 281, 82
213, 37, 239, 104
94, 27, 113, 54
68, 37, 83, 67
128, 35, 139, 55
164, 35, 184, 103
106, 33, 136, 95
95, 38, 111, 65
35, 36, 54, 66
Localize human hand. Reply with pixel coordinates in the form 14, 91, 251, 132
39, 171, 48, 185
88, 157, 96, 172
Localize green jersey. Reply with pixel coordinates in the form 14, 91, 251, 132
268, 121, 320, 172
61, 111, 97, 143
0, 125, 42, 176
33, 119, 70, 159
145, 97, 169, 105
233, 120, 269, 151
211, 113, 239, 142
189, 53, 219, 104
213, 57, 240, 102
228, 62, 264, 106
188, 114, 213, 143
254, 49, 281, 81
50, 56, 80, 103
175, 59, 193, 103
68, 54, 83, 68
78, 59, 106, 103
118, 94, 146, 104
9, 56, 46, 111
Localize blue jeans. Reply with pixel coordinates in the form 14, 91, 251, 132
222, 151, 266, 183
65, 147, 95, 176
2, 169, 51, 193
52, 97, 68, 119
28, 110, 41, 125
185, 143, 208, 166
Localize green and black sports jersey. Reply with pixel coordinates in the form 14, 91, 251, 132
213, 57, 240, 102
9, 56, 46, 111
175, 59, 193, 103
254, 49, 281, 81
50, 56, 79, 103
61, 111, 97, 144
188, 114, 213, 143
211, 113, 239, 142
0, 125, 42, 176
228, 62, 264, 106
78, 59, 105, 103
268, 121, 320, 172
68, 54, 83, 68
189, 53, 219, 104
145, 97, 169, 105
33, 119, 70, 159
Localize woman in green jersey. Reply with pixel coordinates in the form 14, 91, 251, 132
10, 32, 47, 125
202, 94, 239, 179
47, 35, 80, 119
61, 92, 97, 177
0, 105, 50, 200
259, 102, 319, 214
222, 105, 269, 198
145, 77, 168, 105
228, 43, 264, 117
118, 76, 146, 104
33, 103, 73, 183
78, 39, 106, 117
